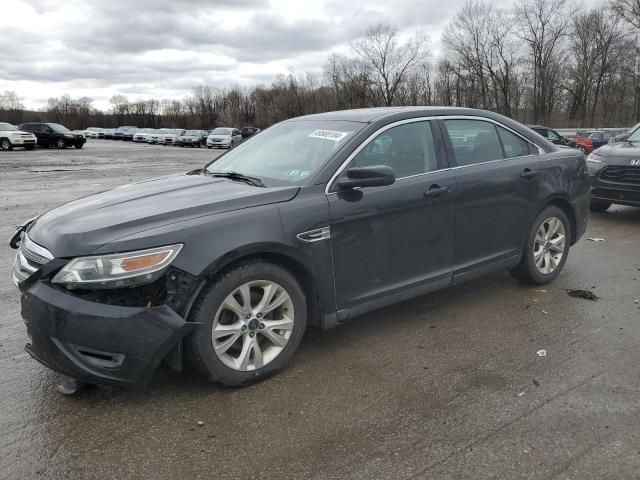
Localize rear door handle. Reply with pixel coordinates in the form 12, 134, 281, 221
521, 169, 537, 180
423, 185, 450, 198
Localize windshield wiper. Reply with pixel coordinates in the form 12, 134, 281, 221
206, 170, 265, 187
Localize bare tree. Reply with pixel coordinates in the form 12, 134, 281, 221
351, 24, 428, 106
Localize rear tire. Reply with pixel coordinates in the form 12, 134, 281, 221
511, 205, 571, 285
186, 260, 307, 386
589, 199, 612, 212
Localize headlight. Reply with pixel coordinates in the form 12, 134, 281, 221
52, 244, 183, 289
64, 133, 74, 138
586, 153, 606, 175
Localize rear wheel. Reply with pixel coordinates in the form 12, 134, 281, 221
511, 205, 571, 285
186, 260, 307, 386
589, 199, 612, 212
0, 138, 12, 151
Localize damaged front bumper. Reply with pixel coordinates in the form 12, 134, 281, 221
20, 281, 196, 388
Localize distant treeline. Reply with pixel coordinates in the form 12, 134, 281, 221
2, 0, 640, 130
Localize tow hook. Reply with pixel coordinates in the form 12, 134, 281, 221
56, 376, 86, 395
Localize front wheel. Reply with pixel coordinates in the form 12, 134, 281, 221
589, 199, 612, 212
56, 138, 66, 149
511, 206, 571, 285
186, 260, 307, 386
74, 143, 83, 149
0, 138, 13, 151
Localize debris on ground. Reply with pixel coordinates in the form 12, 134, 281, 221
197, 421, 204, 427
564, 289, 599, 301
537, 349, 547, 357
541, 310, 548, 315
518, 392, 525, 397
587, 237, 605, 242
532, 379, 540, 387
535, 289, 547, 293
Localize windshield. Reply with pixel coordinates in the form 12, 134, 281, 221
185, 130, 202, 136
627, 125, 640, 141
166, 129, 183, 135
0, 123, 18, 131
205, 120, 362, 186
211, 128, 233, 135
49, 123, 70, 133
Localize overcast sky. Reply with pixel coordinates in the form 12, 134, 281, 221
3, 0, 513, 110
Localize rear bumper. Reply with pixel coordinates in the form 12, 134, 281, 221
590, 176, 640, 206
21, 282, 195, 388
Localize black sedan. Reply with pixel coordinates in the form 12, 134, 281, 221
10, 107, 590, 392
177, 130, 208, 147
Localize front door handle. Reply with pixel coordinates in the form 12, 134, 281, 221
423, 185, 450, 199
521, 169, 538, 180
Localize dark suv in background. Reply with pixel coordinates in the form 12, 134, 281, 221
529, 125, 576, 148
19, 123, 86, 149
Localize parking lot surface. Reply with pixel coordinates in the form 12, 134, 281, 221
1, 141, 639, 480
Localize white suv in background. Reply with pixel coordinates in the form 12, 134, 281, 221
0, 123, 37, 151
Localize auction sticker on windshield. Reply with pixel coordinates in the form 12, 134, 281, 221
309, 130, 350, 141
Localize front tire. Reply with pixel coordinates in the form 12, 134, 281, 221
56, 138, 66, 149
74, 143, 83, 149
1, 138, 13, 151
186, 260, 307, 386
589, 199, 612, 212
511, 205, 571, 285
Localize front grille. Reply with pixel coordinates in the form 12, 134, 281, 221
12, 234, 54, 285
600, 166, 640, 185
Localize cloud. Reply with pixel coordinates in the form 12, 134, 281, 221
0, 0, 490, 109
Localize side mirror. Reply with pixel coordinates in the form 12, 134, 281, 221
337, 165, 395, 190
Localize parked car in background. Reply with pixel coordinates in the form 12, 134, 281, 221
122, 128, 139, 141
566, 135, 593, 154
19, 122, 86, 149
177, 130, 208, 147
163, 129, 185, 145
206, 127, 242, 149
85, 128, 105, 139
0, 123, 37, 151
586, 127, 640, 211
9, 107, 590, 389
113, 126, 136, 140
241, 127, 260, 139
133, 128, 156, 143
103, 128, 116, 139
589, 131, 612, 150
528, 125, 576, 148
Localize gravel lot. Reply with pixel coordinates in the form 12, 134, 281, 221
1, 140, 639, 480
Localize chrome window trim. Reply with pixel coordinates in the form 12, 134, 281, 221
325, 114, 544, 195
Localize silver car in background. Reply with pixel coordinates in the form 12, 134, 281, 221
206, 127, 242, 149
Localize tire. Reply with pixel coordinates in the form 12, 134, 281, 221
207, 146, 212, 149
56, 138, 66, 149
74, 143, 83, 149
186, 259, 307, 386
0, 138, 13, 151
511, 205, 571, 285
589, 199, 612, 212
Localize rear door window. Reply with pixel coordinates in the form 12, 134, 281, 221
443, 120, 504, 166
497, 126, 533, 158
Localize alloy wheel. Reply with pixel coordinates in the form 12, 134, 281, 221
211, 280, 294, 371
1, 139, 10, 150
533, 217, 566, 274
57, 139, 65, 148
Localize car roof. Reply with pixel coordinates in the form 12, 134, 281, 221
288, 106, 525, 124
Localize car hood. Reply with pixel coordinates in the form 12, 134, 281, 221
593, 142, 640, 162
28, 173, 300, 258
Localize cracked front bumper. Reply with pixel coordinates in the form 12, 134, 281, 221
21, 282, 196, 388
